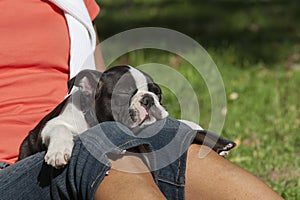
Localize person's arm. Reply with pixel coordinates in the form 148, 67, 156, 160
93, 24, 106, 72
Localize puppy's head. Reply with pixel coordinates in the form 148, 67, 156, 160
68, 70, 102, 126
95, 65, 168, 129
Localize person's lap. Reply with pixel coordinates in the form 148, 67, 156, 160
96, 144, 283, 200
0, 118, 194, 199
0, 118, 283, 199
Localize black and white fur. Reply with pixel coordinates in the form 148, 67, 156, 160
18, 69, 101, 167
18, 65, 235, 168
94, 65, 168, 129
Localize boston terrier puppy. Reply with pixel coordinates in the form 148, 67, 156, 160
18, 65, 235, 168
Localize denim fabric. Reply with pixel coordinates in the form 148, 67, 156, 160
0, 118, 196, 200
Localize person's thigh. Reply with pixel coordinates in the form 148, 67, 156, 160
185, 144, 284, 200
94, 155, 166, 200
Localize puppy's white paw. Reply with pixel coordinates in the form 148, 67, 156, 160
41, 122, 76, 168
44, 139, 74, 168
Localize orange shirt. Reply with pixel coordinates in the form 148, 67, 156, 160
0, 0, 99, 164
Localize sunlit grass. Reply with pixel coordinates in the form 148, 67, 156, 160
96, 0, 300, 198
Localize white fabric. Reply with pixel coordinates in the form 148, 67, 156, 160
179, 120, 203, 130
50, 0, 96, 78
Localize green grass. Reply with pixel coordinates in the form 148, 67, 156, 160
95, 0, 300, 198
106, 49, 300, 199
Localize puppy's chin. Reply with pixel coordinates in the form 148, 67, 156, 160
138, 115, 158, 128
128, 114, 156, 129
129, 106, 169, 129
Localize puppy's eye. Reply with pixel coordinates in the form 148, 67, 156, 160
148, 83, 162, 101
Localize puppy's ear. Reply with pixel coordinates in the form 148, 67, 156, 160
72, 70, 102, 95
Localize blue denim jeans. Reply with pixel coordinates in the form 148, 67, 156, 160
0, 118, 196, 200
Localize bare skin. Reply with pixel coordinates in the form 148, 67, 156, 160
95, 169, 166, 200
94, 154, 166, 200
95, 144, 283, 200
93, 25, 106, 72
185, 145, 284, 200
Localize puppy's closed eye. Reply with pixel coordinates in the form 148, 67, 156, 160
148, 83, 162, 101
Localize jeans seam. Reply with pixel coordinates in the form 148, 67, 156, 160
178, 131, 194, 200
178, 129, 194, 180
156, 176, 185, 187
90, 164, 110, 189
114, 139, 145, 151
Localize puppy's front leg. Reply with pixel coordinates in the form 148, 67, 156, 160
41, 97, 89, 168
41, 121, 74, 168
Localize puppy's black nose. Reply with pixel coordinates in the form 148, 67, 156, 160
140, 95, 154, 110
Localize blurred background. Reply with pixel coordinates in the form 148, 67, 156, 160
95, 0, 300, 198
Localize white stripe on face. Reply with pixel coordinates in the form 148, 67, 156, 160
128, 66, 148, 91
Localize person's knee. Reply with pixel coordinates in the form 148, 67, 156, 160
94, 169, 166, 200
187, 144, 218, 162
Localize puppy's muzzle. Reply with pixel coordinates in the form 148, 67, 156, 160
140, 94, 154, 111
